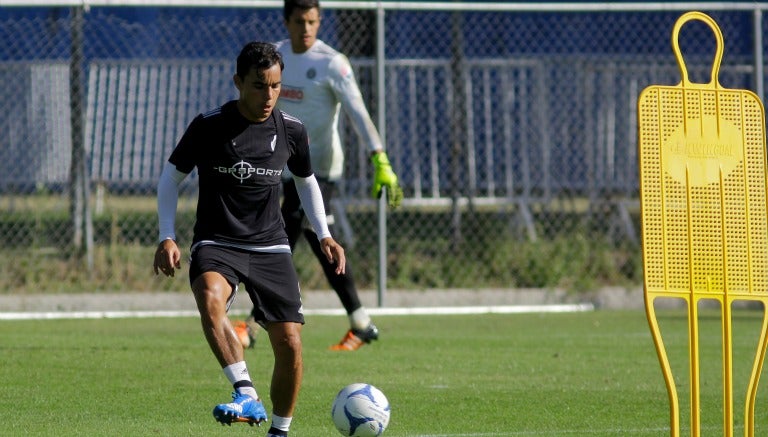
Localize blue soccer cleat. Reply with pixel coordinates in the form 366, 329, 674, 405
212, 391, 267, 426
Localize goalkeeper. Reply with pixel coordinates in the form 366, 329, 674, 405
239, 0, 403, 351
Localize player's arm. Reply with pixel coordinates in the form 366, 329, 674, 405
329, 55, 403, 208
293, 174, 346, 274
153, 162, 188, 277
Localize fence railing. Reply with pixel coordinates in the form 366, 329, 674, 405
2, 2, 768, 292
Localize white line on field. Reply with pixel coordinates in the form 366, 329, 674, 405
412, 424, 729, 436
310, 303, 595, 316
0, 303, 593, 320
413, 429, 670, 436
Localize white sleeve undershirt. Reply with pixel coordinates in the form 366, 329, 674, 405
293, 174, 332, 241
157, 162, 188, 242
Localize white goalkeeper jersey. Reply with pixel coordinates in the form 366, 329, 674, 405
275, 39, 383, 180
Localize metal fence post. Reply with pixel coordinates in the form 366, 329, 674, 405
376, 1, 387, 307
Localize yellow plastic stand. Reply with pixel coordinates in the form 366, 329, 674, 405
637, 11, 768, 437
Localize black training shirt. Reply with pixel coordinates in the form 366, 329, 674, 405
169, 101, 312, 246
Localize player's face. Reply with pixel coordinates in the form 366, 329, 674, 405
284, 7, 321, 54
234, 64, 282, 123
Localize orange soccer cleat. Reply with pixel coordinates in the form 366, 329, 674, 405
329, 324, 379, 351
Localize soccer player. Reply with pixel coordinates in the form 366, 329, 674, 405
237, 0, 403, 352
153, 41, 345, 437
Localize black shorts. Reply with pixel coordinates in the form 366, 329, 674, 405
189, 244, 304, 326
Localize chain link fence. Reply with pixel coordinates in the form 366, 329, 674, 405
0, 2, 763, 294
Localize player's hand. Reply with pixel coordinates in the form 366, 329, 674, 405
371, 152, 403, 208
320, 237, 346, 275
153, 238, 181, 277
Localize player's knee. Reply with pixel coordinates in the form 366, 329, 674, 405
192, 275, 231, 313
268, 323, 303, 355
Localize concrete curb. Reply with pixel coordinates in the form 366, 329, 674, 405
0, 287, 645, 313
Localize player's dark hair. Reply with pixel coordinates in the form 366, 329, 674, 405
236, 41, 284, 79
284, 0, 320, 21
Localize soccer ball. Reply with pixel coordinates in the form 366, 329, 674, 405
331, 383, 390, 436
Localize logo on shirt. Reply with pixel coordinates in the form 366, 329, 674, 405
281, 86, 303, 102
306, 68, 316, 79
339, 64, 352, 79
214, 160, 283, 183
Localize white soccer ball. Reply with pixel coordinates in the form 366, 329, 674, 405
331, 383, 391, 436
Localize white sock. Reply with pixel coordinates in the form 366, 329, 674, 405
271, 414, 292, 432
223, 361, 250, 384
236, 386, 258, 400
223, 361, 258, 399
349, 307, 371, 331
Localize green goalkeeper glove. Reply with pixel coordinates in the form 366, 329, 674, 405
371, 152, 403, 208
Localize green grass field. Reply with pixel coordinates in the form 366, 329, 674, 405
2, 309, 768, 436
